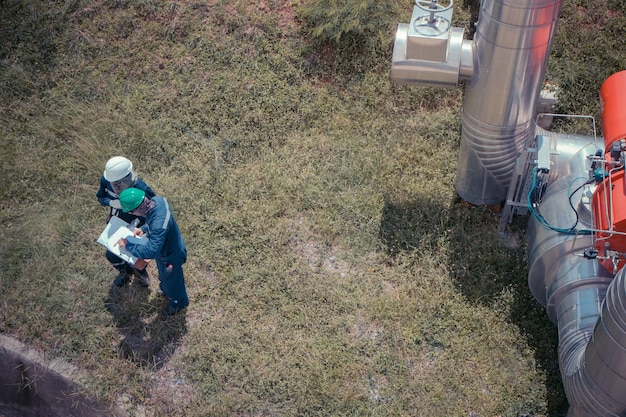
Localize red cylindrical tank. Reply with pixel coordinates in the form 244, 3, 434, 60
601, 70, 626, 157
594, 71, 626, 273
592, 169, 626, 273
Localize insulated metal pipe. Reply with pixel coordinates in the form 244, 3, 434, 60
527, 130, 626, 416
565, 265, 626, 416
456, 0, 564, 205
527, 132, 607, 322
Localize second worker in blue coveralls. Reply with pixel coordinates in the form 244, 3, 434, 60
97, 156, 155, 287
116, 187, 190, 316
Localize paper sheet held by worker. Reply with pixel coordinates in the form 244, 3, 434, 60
97, 216, 148, 266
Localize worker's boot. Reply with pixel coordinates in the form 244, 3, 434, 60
163, 301, 188, 317
113, 267, 133, 287
134, 267, 150, 288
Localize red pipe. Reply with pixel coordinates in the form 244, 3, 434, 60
601, 70, 626, 155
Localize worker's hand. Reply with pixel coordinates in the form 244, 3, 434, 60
116, 238, 128, 249
133, 228, 144, 237
109, 199, 122, 209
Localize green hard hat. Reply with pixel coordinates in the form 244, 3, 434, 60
119, 187, 146, 212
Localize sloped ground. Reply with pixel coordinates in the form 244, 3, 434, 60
0, 334, 124, 417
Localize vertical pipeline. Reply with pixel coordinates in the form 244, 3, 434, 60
455, 0, 564, 205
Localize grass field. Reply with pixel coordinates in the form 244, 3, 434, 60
1, 0, 625, 416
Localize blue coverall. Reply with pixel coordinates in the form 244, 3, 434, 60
96, 176, 155, 274
124, 196, 189, 311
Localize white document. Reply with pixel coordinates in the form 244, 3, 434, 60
97, 216, 148, 266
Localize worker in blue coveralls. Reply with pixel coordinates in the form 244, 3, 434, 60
97, 156, 155, 288
116, 187, 189, 316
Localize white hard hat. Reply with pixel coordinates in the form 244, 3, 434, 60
104, 156, 133, 182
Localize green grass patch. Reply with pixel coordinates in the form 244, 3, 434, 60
2, 0, 621, 415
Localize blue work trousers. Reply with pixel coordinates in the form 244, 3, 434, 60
105, 250, 134, 275
157, 257, 189, 310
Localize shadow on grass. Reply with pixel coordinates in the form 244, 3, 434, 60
379, 194, 568, 417
104, 281, 187, 370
